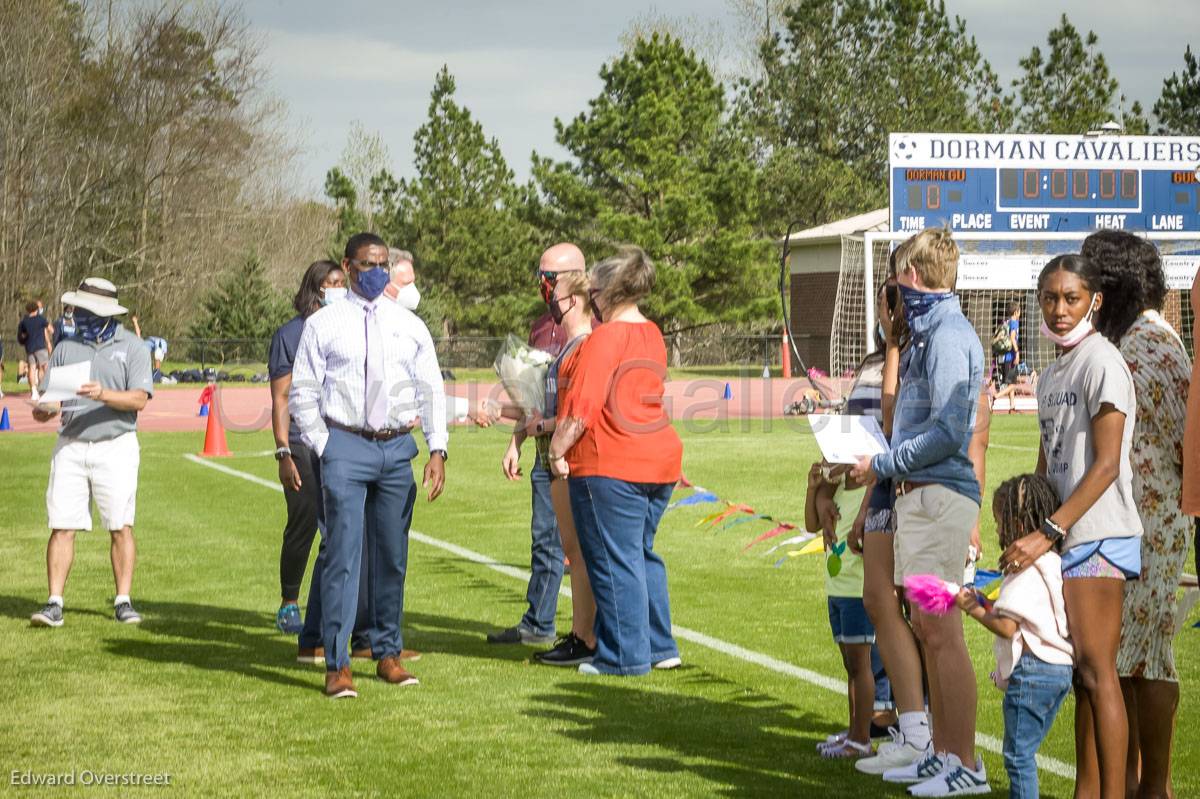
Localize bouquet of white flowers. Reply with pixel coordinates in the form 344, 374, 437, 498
493, 334, 553, 416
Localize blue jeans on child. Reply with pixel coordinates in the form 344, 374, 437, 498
1002, 652, 1073, 799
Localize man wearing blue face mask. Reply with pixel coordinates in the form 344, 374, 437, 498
29, 278, 154, 630
290, 232, 448, 698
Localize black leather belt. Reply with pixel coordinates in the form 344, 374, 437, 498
324, 417, 411, 442
895, 480, 935, 497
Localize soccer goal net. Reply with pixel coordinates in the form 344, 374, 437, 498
829, 232, 1199, 380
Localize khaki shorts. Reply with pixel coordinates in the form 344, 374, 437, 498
27, 349, 48, 368
893, 483, 978, 586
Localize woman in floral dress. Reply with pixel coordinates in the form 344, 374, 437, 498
1083, 231, 1192, 799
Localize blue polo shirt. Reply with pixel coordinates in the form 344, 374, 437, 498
269, 316, 305, 443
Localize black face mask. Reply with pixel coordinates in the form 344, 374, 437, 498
590, 289, 606, 323
549, 296, 576, 325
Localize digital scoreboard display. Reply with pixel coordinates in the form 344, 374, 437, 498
889, 133, 1200, 234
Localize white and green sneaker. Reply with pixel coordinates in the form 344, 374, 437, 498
884, 750, 946, 784
855, 729, 928, 776
908, 754, 990, 796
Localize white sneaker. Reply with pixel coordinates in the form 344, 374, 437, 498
854, 730, 928, 775
653, 656, 682, 670
908, 754, 990, 796
30, 388, 39, 401
883, 749, 944, 784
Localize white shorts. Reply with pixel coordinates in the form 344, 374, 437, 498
46, 432, 140, 531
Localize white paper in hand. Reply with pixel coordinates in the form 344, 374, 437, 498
807, 414, 889, 465
36, 360, 92, 403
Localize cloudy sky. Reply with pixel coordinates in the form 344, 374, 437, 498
243, 0, 1200, 194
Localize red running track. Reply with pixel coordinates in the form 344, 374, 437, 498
0, 377, 841, 437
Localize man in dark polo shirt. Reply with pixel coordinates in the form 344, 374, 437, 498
17, 299, 53, 400
29, 278, 153, 628
487, 242, 586, 646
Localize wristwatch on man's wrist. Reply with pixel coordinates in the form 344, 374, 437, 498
274, 447, 292, 462
430, 449, 448, 461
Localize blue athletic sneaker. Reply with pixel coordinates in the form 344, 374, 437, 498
275, 603, 302, 634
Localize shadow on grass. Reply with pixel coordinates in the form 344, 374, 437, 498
524, 673, 908, 797
1, 589, 540, 687
0, 593, 111, 622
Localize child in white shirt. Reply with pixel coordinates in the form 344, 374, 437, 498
956, 474, 1073, 799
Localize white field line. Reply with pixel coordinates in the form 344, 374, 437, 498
183, 454, 1076, 781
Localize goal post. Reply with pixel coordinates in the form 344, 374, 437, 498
824, 230, 1200, 378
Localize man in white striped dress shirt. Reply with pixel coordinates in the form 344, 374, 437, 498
290, 232, 448, 698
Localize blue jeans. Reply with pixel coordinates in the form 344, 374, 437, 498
871, 643, 893, 711
318, 428, 418, 670
568, 476, 678, 675
296, 437, 370, 651
1002, 652, 1073, 799
520, 459, 563, 636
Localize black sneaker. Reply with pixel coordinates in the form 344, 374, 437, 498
534, 633, 596, 666
31, 602, 64, 627
114, 602, 142, 624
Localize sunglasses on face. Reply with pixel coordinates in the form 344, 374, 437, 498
349, 259, 389, 270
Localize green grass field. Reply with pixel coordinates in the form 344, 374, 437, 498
2, 417, 1197, 797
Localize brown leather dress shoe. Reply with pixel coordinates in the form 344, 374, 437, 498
376, 656, 419, 686
324, 666, 357, 699
297, 646, 325, 665
400, 649, 421, 661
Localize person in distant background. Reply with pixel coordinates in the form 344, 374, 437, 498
999, 302, 1021, 385
17, 300, 52, 401
52, 305, 76, 346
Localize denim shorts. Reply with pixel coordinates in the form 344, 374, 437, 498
827, 596, 875, 644
864, 479, 894, 534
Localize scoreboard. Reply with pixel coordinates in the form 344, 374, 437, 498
888, 132, 1200, 288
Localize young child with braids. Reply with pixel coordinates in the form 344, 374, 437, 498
955, 474, 1073, 799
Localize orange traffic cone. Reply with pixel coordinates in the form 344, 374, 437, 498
199, 387, 231, 457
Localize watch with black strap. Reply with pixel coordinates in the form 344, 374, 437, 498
1039, 518, 1066, 546
430, 449, 448, 461
274, 447, 292, 462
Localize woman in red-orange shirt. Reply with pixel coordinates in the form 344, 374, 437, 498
548, 246, 683, 676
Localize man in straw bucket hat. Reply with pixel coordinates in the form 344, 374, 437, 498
29, 277, 154, 628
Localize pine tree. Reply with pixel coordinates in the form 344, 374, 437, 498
1012, 15, 1148, 134
532, 33, 774, 334
1154, 45, 1200, 135
187, 252, 291, 360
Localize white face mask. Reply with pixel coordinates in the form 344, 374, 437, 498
321, 286, 347, 307
392, 282, 420, 311
1040, 295, 1098, 347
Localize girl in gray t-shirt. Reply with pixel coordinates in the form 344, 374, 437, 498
1000, 253, 1141, 798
